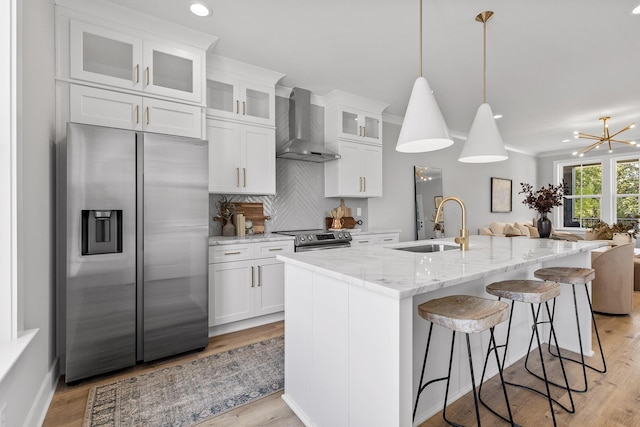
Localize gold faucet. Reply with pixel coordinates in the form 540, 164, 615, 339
435, 196, 469, 251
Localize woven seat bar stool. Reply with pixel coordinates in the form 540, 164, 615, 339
479, 280, 574, 427
534, 267, 606, 393
413, 295, 517, 426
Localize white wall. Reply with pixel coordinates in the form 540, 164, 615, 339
369, 122, 538, 242
0, 0, 58, 426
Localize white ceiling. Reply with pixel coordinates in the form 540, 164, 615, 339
107, 0, 640, 156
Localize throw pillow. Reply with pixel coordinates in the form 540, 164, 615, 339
489, 222, 507, 236
514, 222, 530, 237
525, 224, 540, 238
504, 224, 522, 236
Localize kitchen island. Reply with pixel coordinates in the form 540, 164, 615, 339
276, 236, 606, 427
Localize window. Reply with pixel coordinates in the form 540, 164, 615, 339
615, 158, 640, 228
561, 162, 602, 228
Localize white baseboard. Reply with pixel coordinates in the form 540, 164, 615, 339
208, 312, 284, 337
24, 357, 59, 427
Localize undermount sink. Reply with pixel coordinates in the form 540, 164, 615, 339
392, 243, 459, 253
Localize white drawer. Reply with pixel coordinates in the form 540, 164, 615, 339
377, 233, 399, 244
254, 241, 294, 259
209, 244, 254, 263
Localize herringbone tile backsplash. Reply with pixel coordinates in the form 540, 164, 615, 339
209, 96, 368, 236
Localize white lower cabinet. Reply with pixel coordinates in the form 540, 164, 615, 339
70, 84, 203, 138
350, 232, 399, 246
208, 240, 293, 327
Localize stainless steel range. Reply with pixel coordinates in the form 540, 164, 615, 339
275, 229, 352, 252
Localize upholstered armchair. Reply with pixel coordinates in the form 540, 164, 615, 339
591, 243, 634, 314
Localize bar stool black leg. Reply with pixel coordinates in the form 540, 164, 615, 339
545, 283, 606, 393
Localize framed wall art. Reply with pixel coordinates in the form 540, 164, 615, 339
491, 177, 512, 213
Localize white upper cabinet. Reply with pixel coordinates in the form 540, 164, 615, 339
324, 90, 388, 146
206, 55, 284, 127
70, 20, 204, 103
323, 90, 388, 198
207, 118, 276, 195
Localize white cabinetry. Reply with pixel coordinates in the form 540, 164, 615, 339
206, 118, 275, 194
325, 140, 382, 197
70, 85, 202, 138
208, 240, 293, 327
349, 232, 400, 246
323, 90, 388, 198
56, 3, 216, 140
206, 56, 284, 194
70, 20, 204, 103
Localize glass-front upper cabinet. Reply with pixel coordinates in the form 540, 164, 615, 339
206, 77, 274, 126
339, 108, 381, 144
70, 20, 203, 103
143, 41, 202, 103
70, 20, 142, 90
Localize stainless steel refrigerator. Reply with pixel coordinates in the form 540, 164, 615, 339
58, 123, 209, 383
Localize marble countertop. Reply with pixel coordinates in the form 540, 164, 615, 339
276, 236, 607, 299
209, 233, 295, 245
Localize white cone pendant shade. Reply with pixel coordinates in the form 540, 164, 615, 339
458, 103, 508, 163
396, 77, 453, 153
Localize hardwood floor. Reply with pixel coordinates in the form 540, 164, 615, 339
44, 293, 640, 426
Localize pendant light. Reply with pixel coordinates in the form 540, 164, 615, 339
458, 11, 508, 163
396, 0, 453, 153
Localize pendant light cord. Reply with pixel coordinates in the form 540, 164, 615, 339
483, 17, 487, 103
419, 0, 423, 77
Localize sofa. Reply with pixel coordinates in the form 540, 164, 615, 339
478, 221, 583, 240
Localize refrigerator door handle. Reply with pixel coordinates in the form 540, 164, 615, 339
251, 266, 255, 287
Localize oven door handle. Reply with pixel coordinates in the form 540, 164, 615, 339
295, 242, 351, 252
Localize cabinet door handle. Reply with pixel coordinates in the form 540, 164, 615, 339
383, 238, 393, 242
362, 126, 366, 138
359, 240, 369, 244
135, 64, 139, 84
359, 177, 362, 192
236, 100, 239, 114
363, 177, 366, 192
243, 168, 247, 187
258, 265, 262, 287
242, 101, 246, 115
145, 66, 150, 86
268, 248, 283, 252
224, 251, 241, 255
251, 266, 255, 287
236, 168, 240, 187
146, 106, 150, 125
135, 105, 139, 124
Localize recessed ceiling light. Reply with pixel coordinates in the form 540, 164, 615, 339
632, 4, 640, 14
493, 114, 503, 119
562, 139, 570, 143
190, 3, 211, 17
573, 131, 579, 135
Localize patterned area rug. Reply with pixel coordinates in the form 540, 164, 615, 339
83, 336, 284, 427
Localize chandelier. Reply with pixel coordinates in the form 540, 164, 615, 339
573, 116, 636, 157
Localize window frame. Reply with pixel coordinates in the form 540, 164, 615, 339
554, 152, 640, 231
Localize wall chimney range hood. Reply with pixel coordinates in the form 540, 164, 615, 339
276, 87, 340, 162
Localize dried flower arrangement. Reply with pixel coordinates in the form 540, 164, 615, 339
589, 220, 638, 240
519, 181, 569, 214
213, 196, 235, 223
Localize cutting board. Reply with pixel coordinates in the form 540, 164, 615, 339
233, 202, 270, 234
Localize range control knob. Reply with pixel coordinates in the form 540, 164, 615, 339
338, 233, 344, 239
299, 236, 306, 242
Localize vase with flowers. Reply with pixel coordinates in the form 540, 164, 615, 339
519, 181, 569, 238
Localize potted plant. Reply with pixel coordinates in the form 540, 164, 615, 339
519, 181, 569, 238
